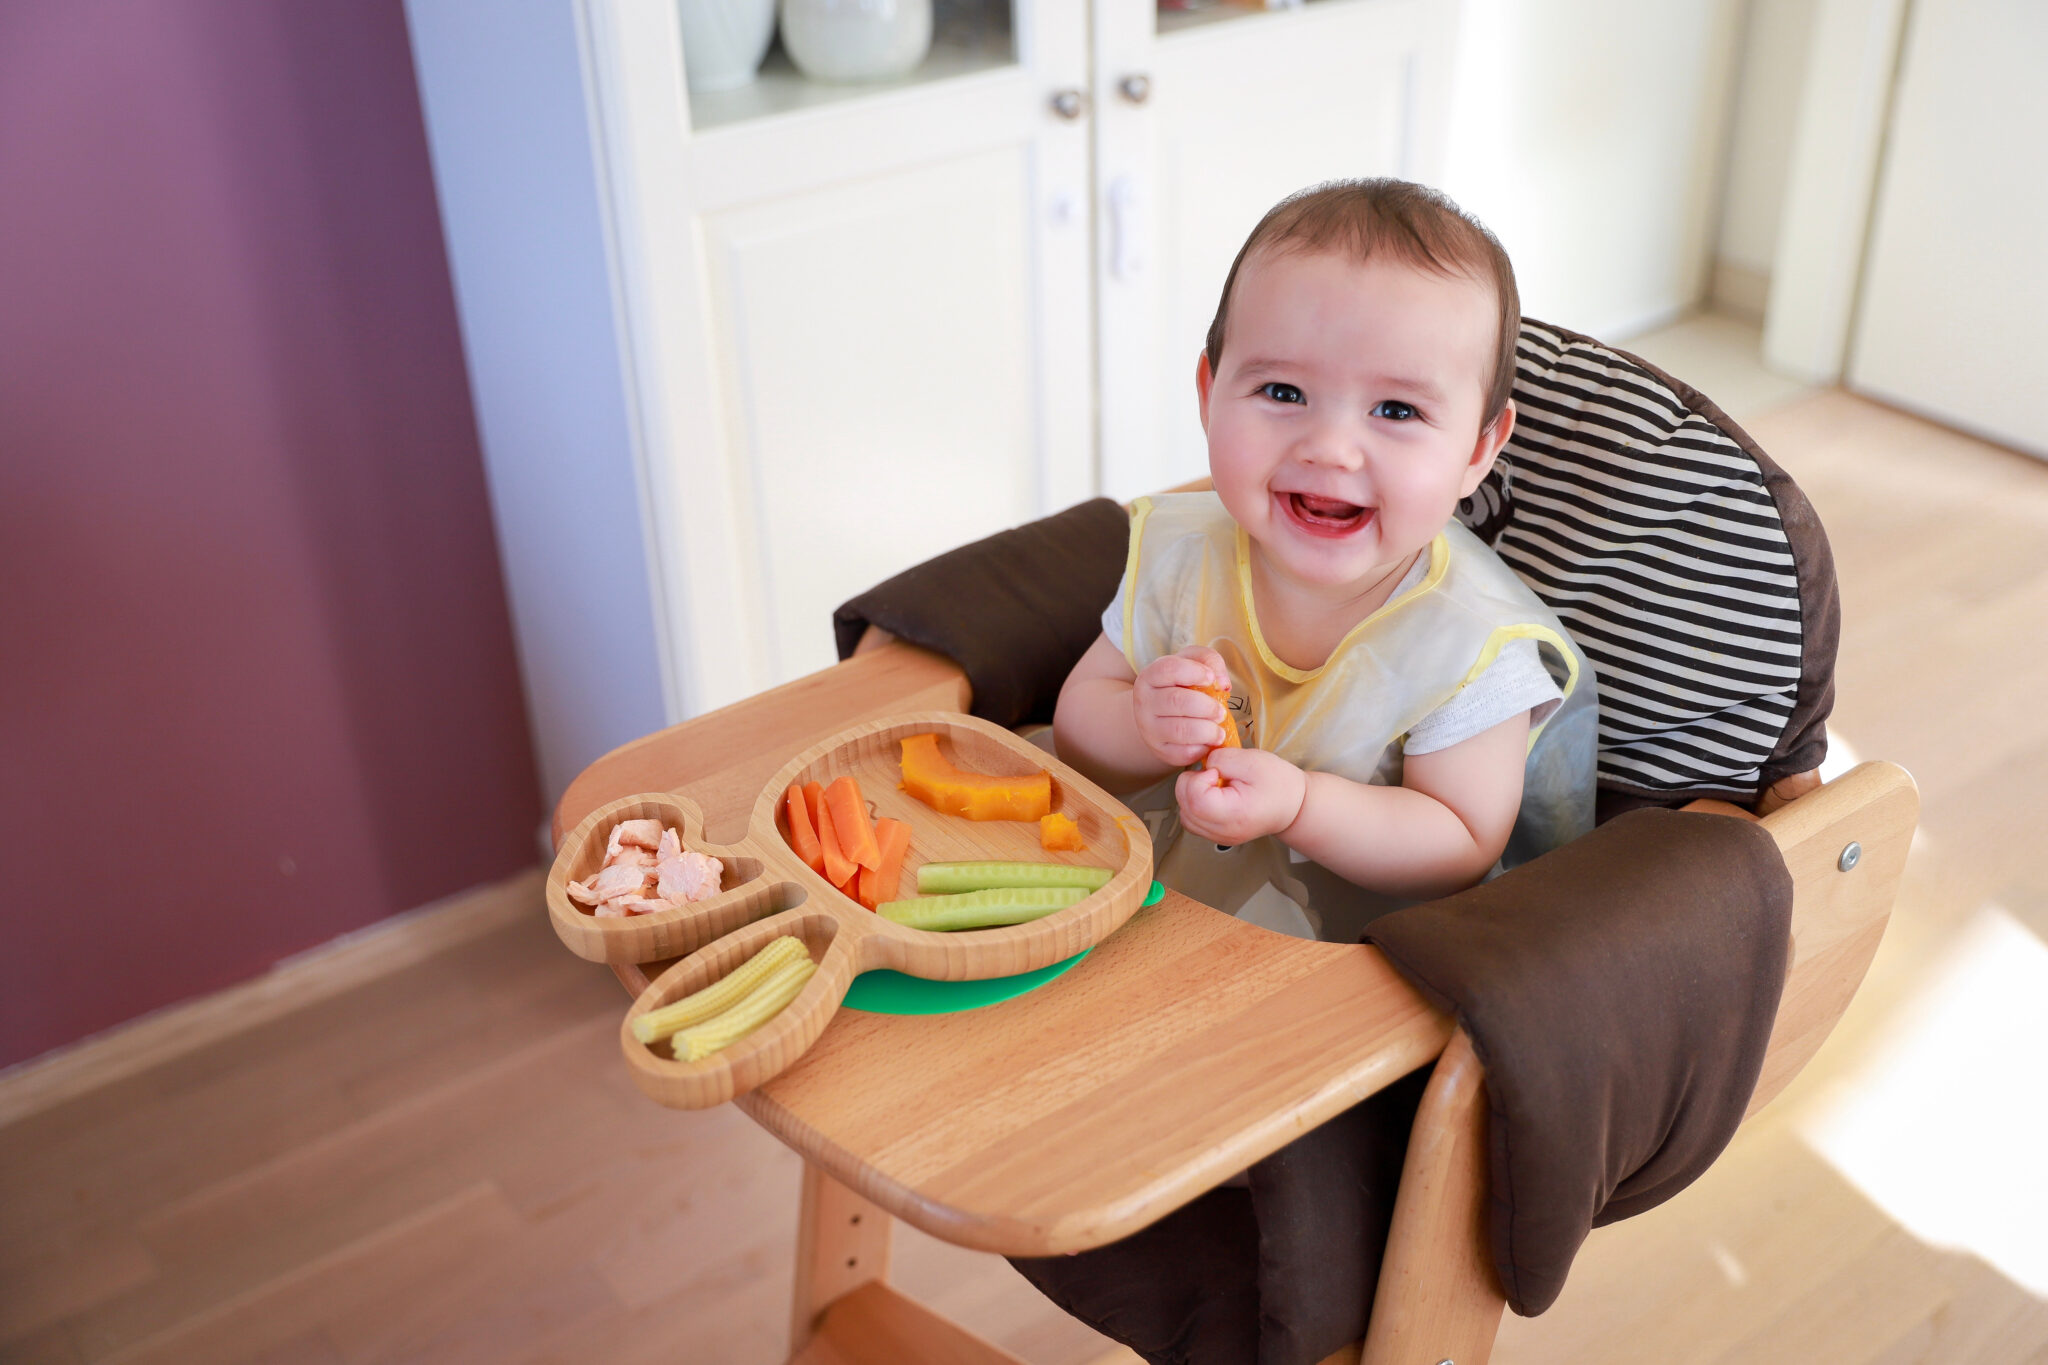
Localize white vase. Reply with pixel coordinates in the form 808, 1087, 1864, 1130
677, 0, 778, 93
780, 0, 934, 84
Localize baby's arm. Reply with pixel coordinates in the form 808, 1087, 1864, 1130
1054, 635, 1234, 795
1181, 710, 1530, 901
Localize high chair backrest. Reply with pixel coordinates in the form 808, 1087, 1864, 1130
1462, 320, 1838, 807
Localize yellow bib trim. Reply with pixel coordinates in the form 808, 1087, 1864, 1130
1120, 496, 1158, 674
1234, 529, 1450, 685
1459, 623, 1583, 755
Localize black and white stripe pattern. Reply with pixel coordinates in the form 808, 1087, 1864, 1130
1455, 321, 1804, 796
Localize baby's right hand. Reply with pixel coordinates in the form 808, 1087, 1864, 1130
1132, 647, 1232, 769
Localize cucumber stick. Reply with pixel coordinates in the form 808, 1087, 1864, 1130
879, 886, 1087, 932
915, 861, 1114, 895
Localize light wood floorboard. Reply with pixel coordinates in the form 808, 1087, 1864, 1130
3, 386, 2044, 1364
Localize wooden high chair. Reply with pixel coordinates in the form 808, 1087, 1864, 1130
552, 637, 1918, 1365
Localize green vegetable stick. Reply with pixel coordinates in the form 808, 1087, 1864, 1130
878, 885, 1088, 932
915, 861, 1115, 895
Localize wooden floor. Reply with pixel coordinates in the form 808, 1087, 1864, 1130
5, 382, 2046, 1364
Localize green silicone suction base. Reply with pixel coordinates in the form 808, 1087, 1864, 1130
842, 880, 1164, 1016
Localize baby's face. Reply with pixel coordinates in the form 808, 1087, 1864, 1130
1201, 248, 1505, 597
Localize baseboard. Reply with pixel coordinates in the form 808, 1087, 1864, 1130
1710, 258, 1772, 324
0, 866, 547, 1128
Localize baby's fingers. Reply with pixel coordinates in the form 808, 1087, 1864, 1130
1141, 652, 1224, 695
1178, 645, 1230, 691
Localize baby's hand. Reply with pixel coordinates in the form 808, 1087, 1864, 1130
1132, 646, 1233, 769
1176, 747, 1307, 846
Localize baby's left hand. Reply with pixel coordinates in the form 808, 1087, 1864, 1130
1174, 747, 1308, 846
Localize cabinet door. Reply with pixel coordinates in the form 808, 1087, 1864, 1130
586, 0, 1092, 713
1093, 0, 1460, 500
1848, 0, 2047, 458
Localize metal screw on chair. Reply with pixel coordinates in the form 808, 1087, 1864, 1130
1049, 88, 1088, 120
1118, 72, 1153, 104
1839, 841, 1862, 872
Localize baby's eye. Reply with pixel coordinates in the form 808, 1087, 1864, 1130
1259, 382, 1305, 405
1372, 400, 1419, 421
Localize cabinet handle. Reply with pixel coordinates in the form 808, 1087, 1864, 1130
1117, 73, 1152, 105
1049, 88, 1089, 120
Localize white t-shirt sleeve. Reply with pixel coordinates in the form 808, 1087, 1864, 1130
1100, 581, 1128, 653
1403, 637, 1564, 756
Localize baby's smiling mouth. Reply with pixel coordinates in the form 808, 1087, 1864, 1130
1281, 491, 1372, 535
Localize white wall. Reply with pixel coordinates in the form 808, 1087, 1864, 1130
1442, 0, 1747, 340
406, 0, 673, 810
1716, 0, 1820, 278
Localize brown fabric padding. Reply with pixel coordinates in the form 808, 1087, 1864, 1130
832, 496, 1130, 729
1364, 806, 1793, 1315
1009, 1183, 1264, 1365
1009, 1070, 1430, 1365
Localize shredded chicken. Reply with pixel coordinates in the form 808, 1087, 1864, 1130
656, 849, 723, 904
578, 819, 724, 916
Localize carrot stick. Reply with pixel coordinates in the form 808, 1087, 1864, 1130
869, 818, 912, 907
855, 863, 878, 911
811, 783, 856, 889
825, 775, 881, 871
783, 784, 825, 875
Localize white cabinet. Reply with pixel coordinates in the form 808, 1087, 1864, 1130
1847, 0, 2048, 459
1096, 0, 1457, 498
410, 0, 1456, 789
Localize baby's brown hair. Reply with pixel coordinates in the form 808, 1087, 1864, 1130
1204, 179, 1521, 429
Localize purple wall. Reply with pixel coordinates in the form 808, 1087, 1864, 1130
0, 3, 542, 1068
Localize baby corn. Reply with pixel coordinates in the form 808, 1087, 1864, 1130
631, 935, 809, 1045
674, 956, 817, 1062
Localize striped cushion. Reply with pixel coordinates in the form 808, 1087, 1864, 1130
1456, 321, 1818, 800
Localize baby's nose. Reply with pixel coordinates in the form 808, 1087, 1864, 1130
1297, 416, 1369, 468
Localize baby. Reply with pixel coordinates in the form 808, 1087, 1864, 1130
1054, 179, 1595, 941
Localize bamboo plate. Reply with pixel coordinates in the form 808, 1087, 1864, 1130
544, 711, 1155, 1109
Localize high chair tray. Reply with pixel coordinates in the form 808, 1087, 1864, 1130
548, 711, 1156, 1109
553, 644, 1450, 1256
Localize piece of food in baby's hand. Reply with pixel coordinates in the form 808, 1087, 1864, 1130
631, 934, 809, 1045
899, 733, 1052, 821
878, 886, 1088, 932
1039, 812, 1086, 851
1192, 680, 1240, 752
915, 861, 1113, 895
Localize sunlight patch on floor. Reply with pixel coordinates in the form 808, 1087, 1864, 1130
1791, 895, 2048, 1297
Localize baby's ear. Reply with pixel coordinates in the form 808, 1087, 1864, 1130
1460, 399, 1516, 497
1195, 352, 1214, 433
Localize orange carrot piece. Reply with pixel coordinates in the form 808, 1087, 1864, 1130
1192, 680, 1239, 786
869, 818, 912, 907
1192, 681, 1241, 750
812, 785, 857, 889
825, 775, 881, 871
783, 783, 825, 874
854, 863, 878, 911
